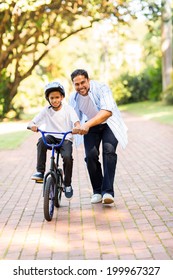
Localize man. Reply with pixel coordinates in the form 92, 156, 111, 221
69, 69, 128, 204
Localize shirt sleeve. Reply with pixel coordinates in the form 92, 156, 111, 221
99, 84, 115, 112
67, 105, 80, 125
32, 107, 47, 126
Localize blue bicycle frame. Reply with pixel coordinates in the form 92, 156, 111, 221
37, 128, 72, 190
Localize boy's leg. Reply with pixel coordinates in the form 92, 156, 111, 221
60, 140, 73, 200
60, 140, 73, 186
36, 137, 47, 173
31, 136, 48, 181
36, 135, 56, 173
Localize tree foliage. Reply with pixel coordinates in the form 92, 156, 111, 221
0, 0, 166, 119
0, 0, 135, 118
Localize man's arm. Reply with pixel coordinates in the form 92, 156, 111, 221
74, 110, 112, 135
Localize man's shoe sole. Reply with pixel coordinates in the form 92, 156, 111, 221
102, 198, 114, 204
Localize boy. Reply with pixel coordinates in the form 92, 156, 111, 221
28, 81, 80, 200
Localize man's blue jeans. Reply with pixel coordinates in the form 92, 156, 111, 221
84, 123, 118, 197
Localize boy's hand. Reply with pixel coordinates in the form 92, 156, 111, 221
31, 125, 38, 132
72, 125, 80, 134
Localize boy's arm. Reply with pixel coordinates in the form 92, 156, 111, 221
27, 121, 38, 132
27, 107, 46, 132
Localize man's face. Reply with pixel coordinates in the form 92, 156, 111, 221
72, 75, 90, 96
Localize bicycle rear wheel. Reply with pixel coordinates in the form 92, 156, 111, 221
55, 169, 63, 208
44, 176, 55, 221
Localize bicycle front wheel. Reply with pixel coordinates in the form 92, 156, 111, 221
44, 176, 55, 221
55, 169, 63, 208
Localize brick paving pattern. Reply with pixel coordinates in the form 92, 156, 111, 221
0, 112, 173, 260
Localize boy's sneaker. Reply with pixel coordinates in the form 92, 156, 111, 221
64, 186, 73, 200
31, 172, 44, 183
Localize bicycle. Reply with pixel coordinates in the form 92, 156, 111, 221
28, 127, 72, 221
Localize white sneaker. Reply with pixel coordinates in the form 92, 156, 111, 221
102, 193, 114, 204
91, 194, 102, 204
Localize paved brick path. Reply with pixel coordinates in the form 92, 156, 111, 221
0, 112, 173, 260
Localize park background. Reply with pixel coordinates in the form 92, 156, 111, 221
0, 0, 173, 267
0, 0, 173, 144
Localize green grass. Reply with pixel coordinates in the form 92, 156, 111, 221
0, 101, 172, 150
120, 101, 173, 125
0, 130, 31, 150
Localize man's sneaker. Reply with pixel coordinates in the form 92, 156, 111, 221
91, 194, 102, 204
102, 193, 114, 204
64, 186, 73, 200
31, 172, 44, 183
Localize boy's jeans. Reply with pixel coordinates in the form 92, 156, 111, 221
37, 135, 73, 186
84, 123, 118, 197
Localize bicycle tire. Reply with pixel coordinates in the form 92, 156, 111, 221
54, 169, 63, 208
43, 176, 55, 221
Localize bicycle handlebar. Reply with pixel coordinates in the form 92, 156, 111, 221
27, 126, 72, 149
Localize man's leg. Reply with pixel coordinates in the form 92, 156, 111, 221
102, 124, 118, 197
84, 125, 102, 194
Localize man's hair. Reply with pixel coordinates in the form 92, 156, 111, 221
71, 69, 89, 81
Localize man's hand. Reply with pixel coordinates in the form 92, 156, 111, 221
72, 123, 89, 135
78, 124, 89, 135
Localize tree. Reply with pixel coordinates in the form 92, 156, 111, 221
0, 0, 134, 118
161, 0, 173, 91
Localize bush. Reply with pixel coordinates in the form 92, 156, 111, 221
120, 73, 151, 103
161, 84, 173, 105
111, 60, 162, 105
146, 62, 162, 101
111, 81, 131, 105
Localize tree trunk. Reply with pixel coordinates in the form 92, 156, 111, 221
1, 83, 18, 118
161, 0, 173, 91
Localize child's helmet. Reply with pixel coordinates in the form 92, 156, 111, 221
44, 81, 65, 100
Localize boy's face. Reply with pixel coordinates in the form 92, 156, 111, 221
48, 91, 64, 109
72, 75, 90, 96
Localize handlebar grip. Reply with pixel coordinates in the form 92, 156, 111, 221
27, 126, 38, 132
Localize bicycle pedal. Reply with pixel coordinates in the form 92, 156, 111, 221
35, 180, 43, 184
